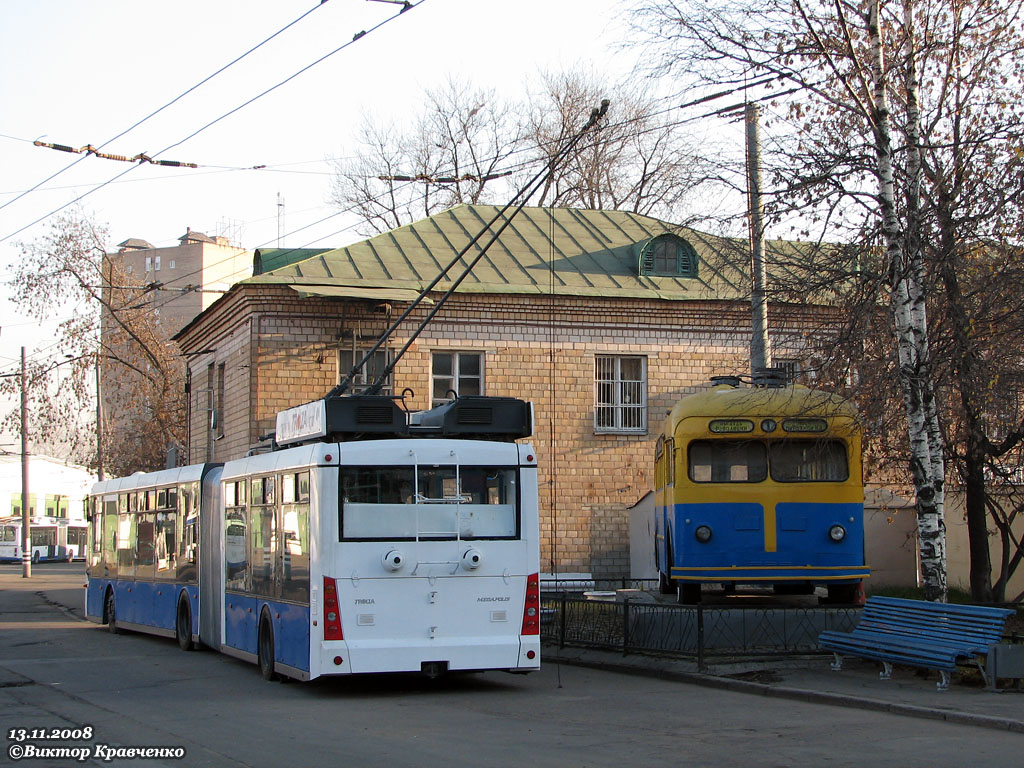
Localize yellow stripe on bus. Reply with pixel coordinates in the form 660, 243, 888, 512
764, 504, 776, 553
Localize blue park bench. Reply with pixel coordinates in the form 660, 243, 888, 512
818, 596, 1016, 690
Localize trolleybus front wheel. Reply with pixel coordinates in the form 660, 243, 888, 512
678, 582, 701, 605
258, 611, 278, 681
176, 595, 194, 651
825, 583, 858, 604
105, 591, 119, 634
658, 540, 676, 594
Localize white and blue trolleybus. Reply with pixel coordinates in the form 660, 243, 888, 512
85, 395, 541, 681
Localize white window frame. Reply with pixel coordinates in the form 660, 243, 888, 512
431, 351, 483, 406
594, 355, 647, 434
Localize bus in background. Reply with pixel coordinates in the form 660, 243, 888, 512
654, 377, 869, 604
86, 395, 541, 681
0, 516, 88, 563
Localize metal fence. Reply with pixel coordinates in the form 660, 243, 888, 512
541, 593, 861, 669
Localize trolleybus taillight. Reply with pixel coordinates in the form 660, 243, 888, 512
521, 573, 540, 635
323, 576, 344, 640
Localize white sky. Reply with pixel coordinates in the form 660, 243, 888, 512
0, 0, 639, 373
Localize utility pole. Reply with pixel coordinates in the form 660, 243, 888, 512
95, 355, 104, 481
276, 192, 285, 247
745, 102, 771, 376
21, 346, 31, 578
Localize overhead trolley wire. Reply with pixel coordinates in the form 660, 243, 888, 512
333, 99, 612, 397
0, 1, 331, 217
0, 0, 427, 246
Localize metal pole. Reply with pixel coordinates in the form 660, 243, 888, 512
745, 102, 771, 375
95, 355, 104, 481
21, 346, 31, 578
696, 604, 705, 672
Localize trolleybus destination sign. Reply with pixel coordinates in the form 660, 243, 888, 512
276, 400, 327, 446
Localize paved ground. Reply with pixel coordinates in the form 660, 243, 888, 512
546, 645, 1024, 734
3, 563, 1023, 768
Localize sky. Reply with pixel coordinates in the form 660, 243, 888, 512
0, 0, 640, 380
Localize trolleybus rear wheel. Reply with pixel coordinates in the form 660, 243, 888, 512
105, 591, 119, 634
258, 612, 278, 681
176, 595, 194, 651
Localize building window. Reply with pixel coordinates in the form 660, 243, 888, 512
432, 352, 482, 406
774, 359, 802, 384
145, 256, 152, 272
154, 255, 161, 271
168, 260, 176, 270
638, 234, 698, 278
216, 363, 226, 439
595, 355, 647, 434
338, 347, 393, 394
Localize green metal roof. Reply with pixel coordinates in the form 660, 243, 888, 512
253, 247, 332, 275
244, 205, 814, 302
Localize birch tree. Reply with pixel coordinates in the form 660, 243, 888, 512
627, 0, 1024, 600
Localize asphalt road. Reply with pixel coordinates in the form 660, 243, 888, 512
2, 563, 1022, 767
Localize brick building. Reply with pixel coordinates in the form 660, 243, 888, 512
173, 205, 825, 579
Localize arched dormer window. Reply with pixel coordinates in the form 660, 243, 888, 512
638, 234, 698, 278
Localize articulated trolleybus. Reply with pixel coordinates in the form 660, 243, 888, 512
654, 377, 869, 603
86, 395, 541, 681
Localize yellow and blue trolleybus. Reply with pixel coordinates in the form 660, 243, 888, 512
654, 377, 869, 603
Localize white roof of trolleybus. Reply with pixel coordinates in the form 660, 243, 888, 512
90, 463, 208, 497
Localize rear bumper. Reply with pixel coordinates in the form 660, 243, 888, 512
316, 635, 540, 676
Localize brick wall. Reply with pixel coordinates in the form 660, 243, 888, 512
180, 287, 805, 578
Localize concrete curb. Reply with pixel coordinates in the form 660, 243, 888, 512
544, 648, 1024, 734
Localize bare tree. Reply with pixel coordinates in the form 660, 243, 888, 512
331, 71, 717, 235
2, 212, 185, 476
330, 78, 526, 236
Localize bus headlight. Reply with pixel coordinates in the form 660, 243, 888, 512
695, 525, 713, 543
829, 525, 846, 542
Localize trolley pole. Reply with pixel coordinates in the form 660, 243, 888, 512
745, 102, 771, 375
21, 346, 31, 578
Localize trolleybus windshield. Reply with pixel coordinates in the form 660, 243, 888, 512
340, 465, 519, 540
689, 438, 849, 483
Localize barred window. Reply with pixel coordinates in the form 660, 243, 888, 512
594, 355, 647, 434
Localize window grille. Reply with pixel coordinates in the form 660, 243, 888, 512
594, 355, 647, 434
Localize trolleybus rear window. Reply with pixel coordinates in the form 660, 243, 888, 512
340, 466, 519, 540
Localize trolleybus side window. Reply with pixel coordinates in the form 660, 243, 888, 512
769, 439, 849, 482
249, 475, 277, 597
688, 441, 768, 483
136, 506, 156, 579
340, 466, 519, 540
224, 480, 248, 592
281, 471, 310, 603
117, 500, 136, 578
178, 481, 200, 582
154, 488, 177, 576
